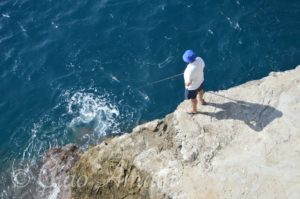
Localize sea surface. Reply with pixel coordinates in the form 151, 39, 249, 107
0, 0, 300, 198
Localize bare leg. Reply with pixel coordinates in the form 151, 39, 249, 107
191, 99, 198, 113
197, 89, 206, 105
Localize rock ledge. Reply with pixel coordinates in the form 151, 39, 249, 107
68, 67, 299, 199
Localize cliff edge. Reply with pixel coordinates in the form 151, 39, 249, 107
69, 66, 300, 199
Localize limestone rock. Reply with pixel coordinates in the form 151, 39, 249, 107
69, 66, 300, 199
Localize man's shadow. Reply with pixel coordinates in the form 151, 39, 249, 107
201, 99, 283, 132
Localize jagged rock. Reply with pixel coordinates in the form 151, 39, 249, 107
133, 119, 163, 132
37, 144, 82, 199
69, 66, 300, 199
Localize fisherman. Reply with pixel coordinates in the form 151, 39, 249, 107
183, 50, 206, 114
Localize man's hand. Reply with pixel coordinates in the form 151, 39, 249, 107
185, 82, 191, 87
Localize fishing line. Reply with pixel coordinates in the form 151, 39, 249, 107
133, 72, 183, 90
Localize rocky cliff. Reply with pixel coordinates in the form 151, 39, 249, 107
49, 67, 300, 199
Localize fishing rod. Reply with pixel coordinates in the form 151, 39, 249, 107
134, 73, 183, 90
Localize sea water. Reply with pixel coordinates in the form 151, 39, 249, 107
0, 0, 300, 197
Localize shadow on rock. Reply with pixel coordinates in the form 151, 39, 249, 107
201, 100, 283, 132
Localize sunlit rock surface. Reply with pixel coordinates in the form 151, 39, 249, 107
57, 66, 299, 199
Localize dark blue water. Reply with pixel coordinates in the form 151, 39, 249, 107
1, 0, 300, 197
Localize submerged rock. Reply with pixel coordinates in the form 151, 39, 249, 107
37, 144, 82, 199
54, 66, 300, 199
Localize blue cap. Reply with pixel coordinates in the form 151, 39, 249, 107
182, 50, 196, 63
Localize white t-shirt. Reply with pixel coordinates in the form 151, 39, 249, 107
184, 57, 205, 90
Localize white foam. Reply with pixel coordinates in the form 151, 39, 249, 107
137, 90, 150, 102
18, 22, 26, 32
51, 21, 59, 29
226, 16, 242, 31
22, 122, 40, 160
110, 74, 120, 82
158, 55, 173, 68
233, 22, 242, 31
67, 92, 120, 136
48, 183, 60, 199
2, 13, 10, 18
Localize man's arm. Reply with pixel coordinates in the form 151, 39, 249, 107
184, 68, 192, 87
185, 81, 192, 87
184, 74, 193, 87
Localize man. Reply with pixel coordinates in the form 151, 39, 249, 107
183, 49, 206, 114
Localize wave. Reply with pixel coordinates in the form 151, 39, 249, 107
1, 88, 127, 198
66, 91, 120, 144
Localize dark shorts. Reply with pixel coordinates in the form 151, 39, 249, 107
185, 83, 204, 100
